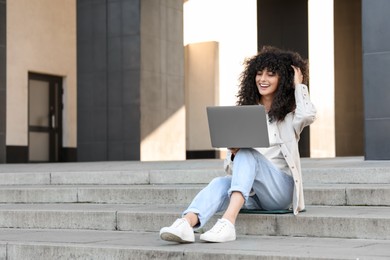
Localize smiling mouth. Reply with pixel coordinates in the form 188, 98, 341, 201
259, 84, 269, 88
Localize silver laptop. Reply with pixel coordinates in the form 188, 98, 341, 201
206, 105, 270, 148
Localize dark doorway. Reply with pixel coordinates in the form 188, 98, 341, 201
28, 73, 63, 162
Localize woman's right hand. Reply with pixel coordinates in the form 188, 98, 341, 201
228, 148, 240, 155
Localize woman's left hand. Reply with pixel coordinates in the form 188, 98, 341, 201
291, 65, 303, 88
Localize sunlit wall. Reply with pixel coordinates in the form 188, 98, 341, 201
173, 0, 337, 158
308, 0, 335, 157
140, 1, 185, 161
184, 0, 258, 106
184, 0, 257, 157
6, 0, 77, 148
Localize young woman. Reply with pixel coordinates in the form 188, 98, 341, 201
159, 46, 317, 243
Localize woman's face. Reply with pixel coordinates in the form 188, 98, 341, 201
255, 68, 279, 99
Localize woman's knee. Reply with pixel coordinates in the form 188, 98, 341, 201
235, 148, 259, 163
209, 176, 231, 188
236, 148, 252, 156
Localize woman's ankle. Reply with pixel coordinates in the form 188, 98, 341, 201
221, 215, 236, 225
183, 212, 199, 227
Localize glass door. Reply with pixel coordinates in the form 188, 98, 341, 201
28, 73, 63, 162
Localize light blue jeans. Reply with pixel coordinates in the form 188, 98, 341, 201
183, 148, 294, 228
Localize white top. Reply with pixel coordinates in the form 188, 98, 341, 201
255, 115, 292, 176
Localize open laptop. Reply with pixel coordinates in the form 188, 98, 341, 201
206, 105, 270, 148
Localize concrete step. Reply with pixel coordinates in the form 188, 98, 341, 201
0, 168, 224, 185
0, 204, 389, 240
1, 184, 390, 206
0, 159, 223, 185
305, 184, 390, 206
0, 157, 389, 259
1, 229, 389, 260
1, 157, 390, 185
2, 167, 390, 185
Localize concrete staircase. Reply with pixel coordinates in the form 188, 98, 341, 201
0, 157, 390, 259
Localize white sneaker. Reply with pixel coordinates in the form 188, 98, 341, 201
159, 218, 195, 243
200, 218, 236, 243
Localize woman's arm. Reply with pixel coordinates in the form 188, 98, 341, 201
291, 66, 317, 134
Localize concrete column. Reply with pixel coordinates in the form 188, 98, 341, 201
185, 42, 219, 158
78, 0, 185, 161
77, 0, 141, 161
362, 0, 390, 159
140, 0, 185, 161
0, 0, 5, 163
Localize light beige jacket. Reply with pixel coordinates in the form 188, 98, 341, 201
224, 84, 317, 215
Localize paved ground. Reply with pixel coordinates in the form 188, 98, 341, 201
1, 229, 390, 259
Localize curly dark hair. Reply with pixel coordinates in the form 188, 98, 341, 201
236, 46, 308, 122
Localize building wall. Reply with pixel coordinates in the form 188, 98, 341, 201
185, 41, 219, 158
0, 0, 5, 163
183, 0, 257, 159
2, 0, 385, 162
77, 0, 185, 161
77, 0, 141, 161
6, 0, 76, 154
362, 0, 390, 159
334, 0, 363, 156
140, 0, 185, 161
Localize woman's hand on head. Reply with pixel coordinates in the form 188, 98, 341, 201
291, 65, 303, 88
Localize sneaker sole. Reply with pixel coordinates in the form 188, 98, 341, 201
200, 236, 236, 243
160, 232, 194, 243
